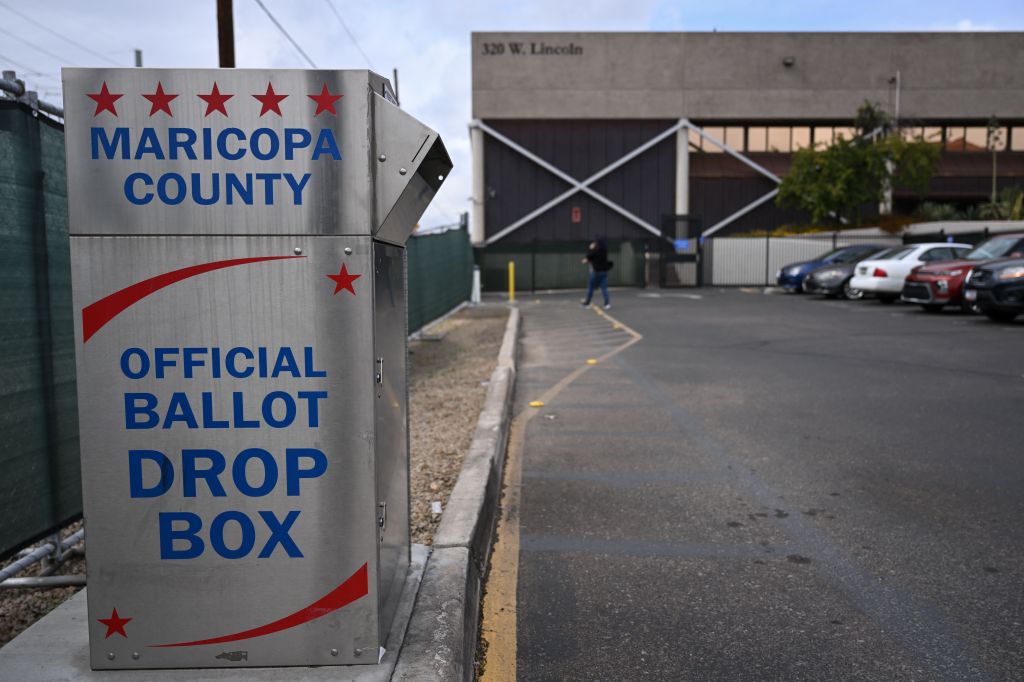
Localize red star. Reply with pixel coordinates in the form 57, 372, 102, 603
86, 82, 123, 116
142, 82, 178, 117
253, 83, 287, 116
308, 83, 343, 116
98, 608, 132, 639
198, 82, 233, 116
327, 263, 361, 295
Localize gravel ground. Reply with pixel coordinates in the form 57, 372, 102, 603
0, 304, 509, 649
409, 305, 510, 545
0, 522, 86, 648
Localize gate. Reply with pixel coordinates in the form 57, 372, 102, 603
658, 214, 703, 287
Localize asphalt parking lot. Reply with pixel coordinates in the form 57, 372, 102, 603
484, 289, 1023, 682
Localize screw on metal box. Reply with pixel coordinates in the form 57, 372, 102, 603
330, 648, 339, 657
378, 154, 386, 162
294, 247, 303, 255
399, 168, 407, 175
344, 247, 353, 255
107, 653, 115, 661
354, 648, 363, 657
132, 652, 140, 660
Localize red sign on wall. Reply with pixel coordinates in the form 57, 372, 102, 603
571, 206, 582, 223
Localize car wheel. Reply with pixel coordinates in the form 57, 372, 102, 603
842, 279, 864, 300
877, 294, 896, 304
984, 309, 1019, 323
960, 299, 981, 315
922, 304, 944, 313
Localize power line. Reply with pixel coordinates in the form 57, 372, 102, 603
0, 26, 77, 66
0, 2, 120, 66
322, 0, 375, 70
251, 0, 317, 69
0, 52, 49, 77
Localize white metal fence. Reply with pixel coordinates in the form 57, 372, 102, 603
703, 235, 903, 286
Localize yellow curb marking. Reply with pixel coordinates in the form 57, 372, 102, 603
479, 304, 642, 681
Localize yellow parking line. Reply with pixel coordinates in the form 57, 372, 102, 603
479, 305, 642, 681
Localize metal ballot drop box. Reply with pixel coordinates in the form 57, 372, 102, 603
62, 68, 450, 669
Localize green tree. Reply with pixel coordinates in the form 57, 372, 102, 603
777, 102, 939, 226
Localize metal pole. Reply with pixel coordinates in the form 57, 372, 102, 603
0, 543, 56, 583
675, 120, 690, 215
508, 261, 515, 302
392, 68, 400, 105
217, 0, 236, 68
764, 230, 771, 287
470, 123, 486, 244
0, 575, 86, 589
134, 49, 143, 67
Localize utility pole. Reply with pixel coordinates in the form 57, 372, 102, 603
217, 0, 235, 68
134, 49, 143, 67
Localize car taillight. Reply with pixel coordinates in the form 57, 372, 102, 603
872, 268, 888, 277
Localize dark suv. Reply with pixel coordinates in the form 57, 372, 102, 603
964, 257, 1024, 322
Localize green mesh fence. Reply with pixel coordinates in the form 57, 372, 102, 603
407, 226, 474, 333
0, 103, 80, 558
477, 240, 647, 292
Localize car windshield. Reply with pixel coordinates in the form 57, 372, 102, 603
965, 236, 1023, 260
878, 247, 914, 261
865, 246, 901, 260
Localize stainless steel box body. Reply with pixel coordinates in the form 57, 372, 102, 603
62, 68, 448, 669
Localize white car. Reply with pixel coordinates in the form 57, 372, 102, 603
850, 242, 971, 302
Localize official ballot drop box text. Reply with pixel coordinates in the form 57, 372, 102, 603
62, 68, 451, 669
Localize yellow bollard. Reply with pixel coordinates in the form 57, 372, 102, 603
508, 261, 516, 302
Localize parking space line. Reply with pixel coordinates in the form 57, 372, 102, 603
479, 304, 641, 682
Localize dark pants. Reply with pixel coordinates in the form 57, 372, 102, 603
584, 271, 609, 305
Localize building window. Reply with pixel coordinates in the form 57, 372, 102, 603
813, 127, 834, 148
724, 126, 744, 151
791, 127, 811, 150
767, 127, 790, 152
688, 128, 701, 152
701, 127, 725, 152
945, 127, 967, 151
1012, 127, 1024, 151
964, 127, 989, 151
747, 127, 768, 152
923, 126, 943, 144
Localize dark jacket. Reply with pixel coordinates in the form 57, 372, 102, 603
586, 244, 612, 272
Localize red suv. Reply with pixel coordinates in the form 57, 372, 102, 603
902, 234, 1024, 312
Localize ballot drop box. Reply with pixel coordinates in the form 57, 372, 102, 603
62, 68, 451, 669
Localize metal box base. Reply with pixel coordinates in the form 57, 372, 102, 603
0, 545, 428, 680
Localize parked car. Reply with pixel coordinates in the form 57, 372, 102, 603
964, 257, 1024, 322
776, 244, 888, 292
849, 242, 971, 302
802, 246, 903, 299
901, 234, 1024, 312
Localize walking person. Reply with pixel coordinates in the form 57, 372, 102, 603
581, 239, 613, 309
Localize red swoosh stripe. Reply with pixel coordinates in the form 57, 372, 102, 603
150, 563, 368, 648
81, 256, 304, 343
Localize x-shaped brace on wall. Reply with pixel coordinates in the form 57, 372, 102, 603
472, 118, 783, 246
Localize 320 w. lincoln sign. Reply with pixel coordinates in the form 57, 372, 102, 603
63, 68, 451, 670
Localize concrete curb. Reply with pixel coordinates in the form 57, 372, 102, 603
392, 305, 520, 681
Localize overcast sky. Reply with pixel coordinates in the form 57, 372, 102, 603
2, 0, 1023, 228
